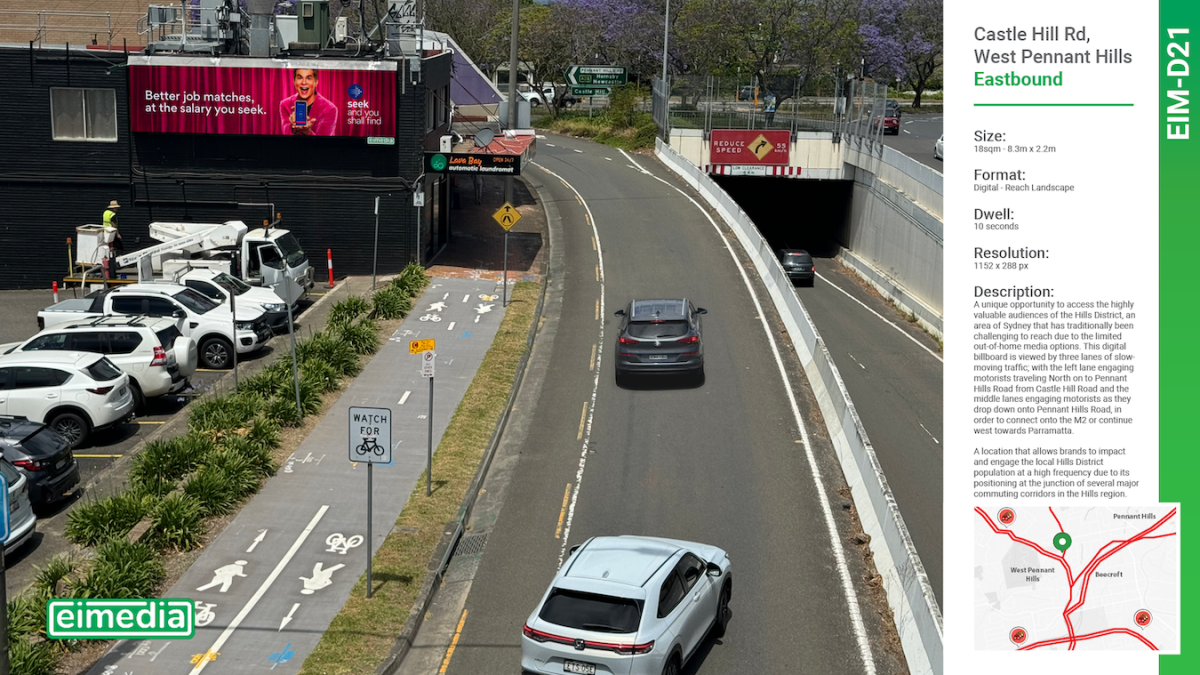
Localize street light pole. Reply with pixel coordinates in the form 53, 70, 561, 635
505, 0, 520, 206
661, 0, 670, 84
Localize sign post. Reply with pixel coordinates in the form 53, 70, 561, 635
413, 341, 437, 496
349, 406, 392, 599
492, 203, 522, 307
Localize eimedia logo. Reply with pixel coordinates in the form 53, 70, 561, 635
47, 599, 195, 639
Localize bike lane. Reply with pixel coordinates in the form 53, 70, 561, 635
86, 276, 509, 675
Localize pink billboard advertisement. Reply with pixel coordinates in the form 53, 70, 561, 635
129, 57, 397, 137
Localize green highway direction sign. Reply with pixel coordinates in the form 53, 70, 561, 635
570, 86, 612, 97
565, 65, 628, 88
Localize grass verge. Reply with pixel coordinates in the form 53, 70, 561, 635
297, 281, 540, 675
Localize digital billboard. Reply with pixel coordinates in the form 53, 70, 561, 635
129, 56, 397, 137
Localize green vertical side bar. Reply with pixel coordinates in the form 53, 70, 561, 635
1161, 1, 1198, 672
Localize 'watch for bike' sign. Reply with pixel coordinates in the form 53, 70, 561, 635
349, 406, 392, 464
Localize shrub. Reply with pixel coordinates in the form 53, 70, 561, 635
335, 318, 380, 356
265, 395, 305, 427
392, 262, 430, 296
218, 433, 278, 479
209, 448, 261, 499
7, 639, 57, 675
64, 491, 153, 547
73, 540, 164, 599
148, 492, 206, 551
328, 295, 371, 329
239, 364, 292, 400
301, 358, 341, 393
371, 285, 412, 320
187, 394, 261, 437
32, 553, 79, 599
245, 417, 282, 454
130, 434, 216, 487
7, 592, 48, 640
183, 464, 239, 517
298, 331, 361, 377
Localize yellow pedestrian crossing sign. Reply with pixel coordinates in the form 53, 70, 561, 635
493, 202, 521, 231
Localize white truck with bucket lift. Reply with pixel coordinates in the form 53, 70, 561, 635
113, 219, 314, 309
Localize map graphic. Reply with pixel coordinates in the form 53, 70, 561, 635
974, 505, 1179, 652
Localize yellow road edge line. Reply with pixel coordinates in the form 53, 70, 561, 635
555, 484, 571, 539
75, 454, 123, 458
589, 344, 597, 371
594, 299, 599, 321
577, 402, 588, 441
439, 609, 469, 674
591, 236, 597, 251
195, 368, 227, 372
575, 194, 583, 205
136, 420, 167, 425
585, 213, 592, 226
595, 265, 599, 282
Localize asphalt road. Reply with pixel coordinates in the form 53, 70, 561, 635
882, 113, 943, 169
433, 136, 904, 674
784, 260, 944, 606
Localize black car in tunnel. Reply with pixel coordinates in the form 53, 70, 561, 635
777, 249, 815, 286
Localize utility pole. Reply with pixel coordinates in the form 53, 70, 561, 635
661, 0, 670, 84
505, 0, 520, 206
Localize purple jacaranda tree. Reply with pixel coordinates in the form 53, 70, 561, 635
858, 0, 941, 106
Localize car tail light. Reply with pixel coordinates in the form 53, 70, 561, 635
617, 641, 655, 655
676, 335, 699, 344
13, 458, 49, 471
618, 336, 637, 345
522, 625, 574, 647
87, 386, 114, 395
150, 345, 167, 367
681, 351, 698, 356
522, 625, 652, 655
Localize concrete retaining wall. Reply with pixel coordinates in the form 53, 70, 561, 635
656, 138, 943, 675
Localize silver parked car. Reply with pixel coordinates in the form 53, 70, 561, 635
522, 535, 732, 675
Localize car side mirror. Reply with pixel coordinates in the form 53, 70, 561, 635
696, 308, 708, 315
569, 544, 582, 556
614, 309, 626, 317
706, 561, 722, 577
173, 309, 187, 319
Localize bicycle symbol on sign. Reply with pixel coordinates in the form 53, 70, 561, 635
355, 436, 386, 457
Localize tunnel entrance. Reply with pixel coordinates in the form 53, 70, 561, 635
712, 176, 853, 258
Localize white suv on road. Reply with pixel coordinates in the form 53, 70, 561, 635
2, 316, 198, 409
0, 351, 135, 448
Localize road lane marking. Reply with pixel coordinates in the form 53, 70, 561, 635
919, 422, 940, 445
572, 148, 583, 153
620, 148, 879, 675
399, 391, 411, 405
136, 420, 167, 425
577, 402, 588, 440
447, 321, 456, 331
605, 157, 613, 161
531, 162, 606, 568
439, 609, 468, 674
576, 194, 582, 205
589, 344, 597, 371
591, 236, 597, 251
847, 354, 866, 370
555, 484, 571, 538
585, 213, 591, 226
74, 454, 122, 458
595, 265, 599, 281
546, 143, 556, 147
191, 505, 330, 674
814, 272, 942, 362
463, 294, 470, 303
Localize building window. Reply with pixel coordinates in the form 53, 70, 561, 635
50, 88, 118, 142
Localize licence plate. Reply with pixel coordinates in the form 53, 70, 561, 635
648, 354, 669, 361
563, 660, 596, 675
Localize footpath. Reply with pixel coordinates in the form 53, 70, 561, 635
83, 174, 546, 675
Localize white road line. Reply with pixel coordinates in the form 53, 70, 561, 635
847, 354, 866, 370
572, 148, 583, 153
531, 161, 605, 569
191, 505, 330, 674
536, 134, 546, 139
546, 143, 556, 147
604, 157, 613, 161
620, 148, 878, 675
919, 422, 940, 445
814, 271, 942, 362
903, 129, 911, 134
463, 294, 470, 303
447, 321, 456, 331
399, 390, 411, 405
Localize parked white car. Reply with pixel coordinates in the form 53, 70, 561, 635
1, 458, 37, 553
177, 269, 292, 333
0, 351, 135, 448
2, 316, 198, 409
934, 134, 943, 160
522, 536, 732, 675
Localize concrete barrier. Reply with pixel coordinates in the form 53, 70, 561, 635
656, 138, 943, 675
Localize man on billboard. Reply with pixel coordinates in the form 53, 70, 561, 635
279, 68, 338, 135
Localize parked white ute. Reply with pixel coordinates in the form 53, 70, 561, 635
2, 315, 198, 410
522, 536, 732, 675
176, 269, 292, 333
0, 351, 135, 448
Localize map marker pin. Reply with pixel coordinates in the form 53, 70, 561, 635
1053, 532, 1072, 552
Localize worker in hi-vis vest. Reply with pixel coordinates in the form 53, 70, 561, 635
102, 200, 124, 259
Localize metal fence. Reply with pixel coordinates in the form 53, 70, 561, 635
656, 74, 892, 149
0, 10, 115, 49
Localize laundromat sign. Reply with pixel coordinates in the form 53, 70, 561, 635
709, 130, 791, 165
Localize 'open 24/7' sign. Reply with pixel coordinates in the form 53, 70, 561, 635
349, 406, 391, 464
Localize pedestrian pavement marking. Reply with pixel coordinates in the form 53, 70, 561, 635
555, 484, 571, 539
399, 390, 411, 405
191, 505, 330, 675
439, 609, 469, 674
589, 344, 597, 371
577, 402, 587, 441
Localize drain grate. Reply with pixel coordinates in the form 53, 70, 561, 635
453, 532, 489, 557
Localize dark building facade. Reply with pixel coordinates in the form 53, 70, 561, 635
0, 44, 453, 289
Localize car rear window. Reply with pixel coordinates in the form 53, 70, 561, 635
627, 320, 689, 339
18, 427, 65, 458
155, 325, 181, 350
83, 357, 123, 382
0, 460, 20, 486
538, 589, 642, 633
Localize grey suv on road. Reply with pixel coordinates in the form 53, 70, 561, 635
614, 299, 707, 385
